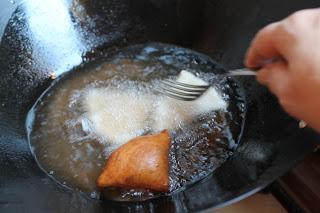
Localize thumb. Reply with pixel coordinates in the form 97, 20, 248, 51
256, 62, 290, 98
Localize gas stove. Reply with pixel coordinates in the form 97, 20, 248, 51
215, 150, 320, 212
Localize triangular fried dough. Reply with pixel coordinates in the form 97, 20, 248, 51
97, 130, 171, 192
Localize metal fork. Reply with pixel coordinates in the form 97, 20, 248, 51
158, 68, 256, 101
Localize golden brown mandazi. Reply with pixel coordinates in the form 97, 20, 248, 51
97, 130, 171, 192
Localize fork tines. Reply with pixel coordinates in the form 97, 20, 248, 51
158, 79, 209, 101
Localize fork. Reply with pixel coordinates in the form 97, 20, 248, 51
158, 68, 256, 101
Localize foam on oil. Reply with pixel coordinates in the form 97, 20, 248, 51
26, 43, 245, 201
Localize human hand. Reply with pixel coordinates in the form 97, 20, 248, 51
245, 8, 320, 132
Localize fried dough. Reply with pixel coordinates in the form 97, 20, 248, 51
97, 130, 171, 192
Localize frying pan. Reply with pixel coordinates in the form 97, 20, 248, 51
0, 0, 319, 212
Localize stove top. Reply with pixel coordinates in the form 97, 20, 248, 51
215, 149, 320, 212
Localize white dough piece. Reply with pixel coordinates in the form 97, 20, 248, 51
82, 70, 227, 145
83, 88, 152, 146
177, 70, 208, 85
152, 70, 227, 131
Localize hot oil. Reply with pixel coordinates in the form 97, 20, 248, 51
26, 43, 245, 201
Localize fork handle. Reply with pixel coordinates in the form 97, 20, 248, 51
227, 57, 286, 76
228, 68, 257, 76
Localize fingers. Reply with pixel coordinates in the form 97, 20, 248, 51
246, 8, 320, 69
245, 22, 292, 68
256, 62, 290, 97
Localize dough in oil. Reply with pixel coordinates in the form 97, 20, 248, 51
152, 70, 227, 131
97, 130, 170, 192
83, 88, 152, 146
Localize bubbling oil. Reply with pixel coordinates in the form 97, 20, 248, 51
26, 43, 245, 201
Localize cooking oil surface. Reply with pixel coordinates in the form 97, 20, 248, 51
26, 43, 245, 201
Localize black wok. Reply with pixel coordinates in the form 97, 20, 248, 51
0, 0, 319, 212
